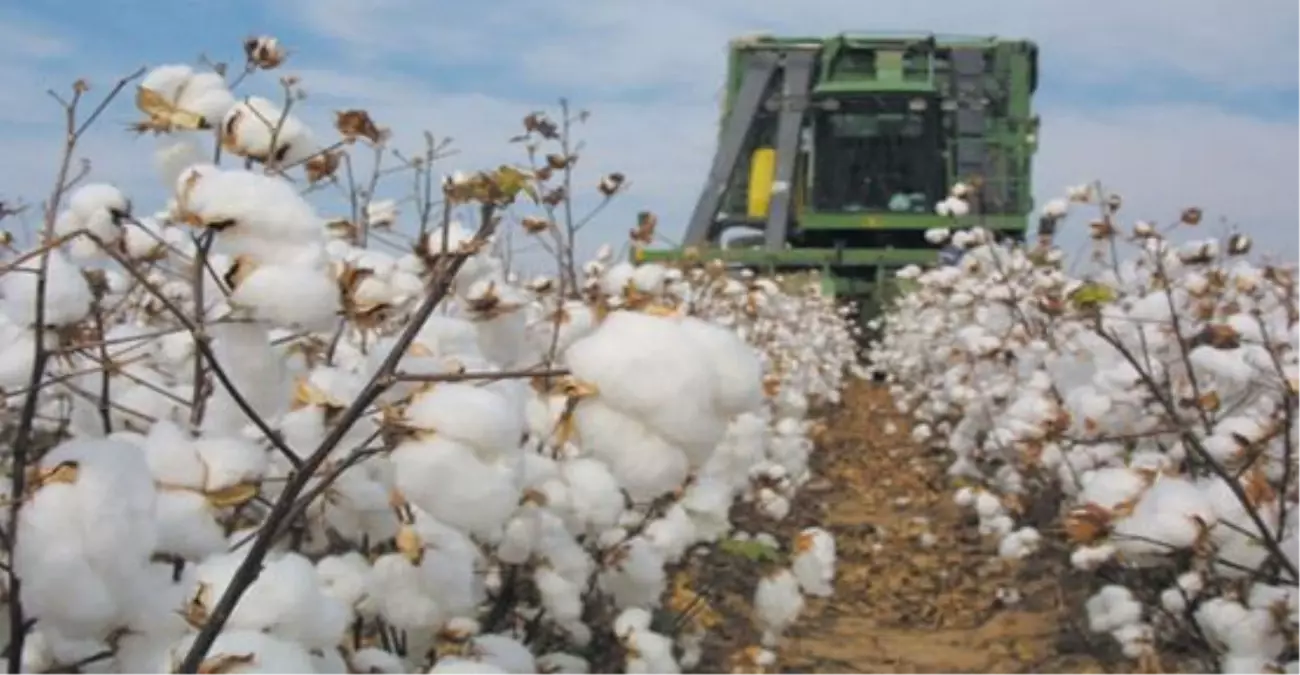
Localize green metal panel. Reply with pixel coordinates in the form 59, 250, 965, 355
637, 246, 939, 267
795, 211, 1027, 231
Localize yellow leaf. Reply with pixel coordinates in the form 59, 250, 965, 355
204, 482, 260, 509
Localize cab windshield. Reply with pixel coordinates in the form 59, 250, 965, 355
809, 95, 945, 214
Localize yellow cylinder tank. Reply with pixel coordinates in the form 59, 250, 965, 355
746, 147, 776, 218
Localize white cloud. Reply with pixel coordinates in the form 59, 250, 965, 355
284, 0, 1300, 92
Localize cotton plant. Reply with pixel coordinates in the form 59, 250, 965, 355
0, 37, 868, 674
869, 185, 1299, 672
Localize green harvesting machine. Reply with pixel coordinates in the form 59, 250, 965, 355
638, 32, 1041, 322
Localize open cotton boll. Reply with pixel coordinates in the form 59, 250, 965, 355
565, 311, 730, 460
15, 437, 160, 641
405, 383, 525, 461
570, 399, 689, 503
791, 527, 836, 597
678, 316, 765, 416
1195, 597, 1287, 671
391, 437, 521, 539
1085, 585, 1143, 634
165, 630, 318, 673
192, 435, 269, 491
201, 323, 293, 434
1109, 476, 1215, 563
226, 258, 342, 332
598, 536, 668, 609
179, 167, 326, 248
195, 551, 349, 649
623, 628, 680, 674
642, 503, 698, 563
0, 247, 93, 326
429, 658, 507, 674
754, 568, 804, 647
463, 634, 536, 674
222, 96, 318, 165
537, 652, 589, 674
561, 457, 626, 536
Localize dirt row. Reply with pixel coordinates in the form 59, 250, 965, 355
687, 380, 1118, 673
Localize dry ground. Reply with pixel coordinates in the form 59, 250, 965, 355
685, 379, 1122, 674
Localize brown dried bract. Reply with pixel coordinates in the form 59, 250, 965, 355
305, 149, 342, 183
132, 86, 209, 135
335, 109, 385, 144
598, 172, 626, 197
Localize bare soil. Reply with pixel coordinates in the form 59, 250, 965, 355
685, 380, 1122, 674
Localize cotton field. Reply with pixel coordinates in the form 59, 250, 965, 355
0, 41, 868, 674
869, 183, 1299, 673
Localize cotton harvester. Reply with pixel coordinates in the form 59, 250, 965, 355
636, 32, 1040, 324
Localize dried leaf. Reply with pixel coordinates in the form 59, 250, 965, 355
205, 482, 260, 509
132, 86, 209, 134
198, 653, 257, 675
335, 109, 384, 144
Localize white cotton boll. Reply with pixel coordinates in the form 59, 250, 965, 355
623, 629, 679, 674
599, 536, 668, 609
15, 438, 159, 641
924, 227, 951, 244
791, 527, 836, 597
757, 487, 791, 521
227, 261, 341, 332
180, 168, 326, 248
142, 420, 205, 488
564, 312, 731, 460
316, 552, 374, 614
537, 652, 589, 674
1077, 467, 1149, 510
405, 383, 524, 461
642, 503, 698, 563
1110, 476, 1215, 563
222, 96, 317, 165
391, 438, 520, 539
997, 527, 1042, 560
562, 458, 627, 536
678, 317, 765, 416
1195, 597, 1286, 669
192, 435, 268, 491
468, 634, 536, 674
430, 659, 507, 674
614, 607, 653, 637
201, 322, 293, 434
165, 630, 317, 673
630, 263, 668, 294
1085, 585, 1143, 633
535, 566, 584, 626
1, 248, 93, 326
197, 551, 349, 649
754, 568, 804, 647
349, 648, 407, 674
571, 400, 689, 504
1070, 543, 1117, 570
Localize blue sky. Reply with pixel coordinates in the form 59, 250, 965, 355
1, 0, 1296, 267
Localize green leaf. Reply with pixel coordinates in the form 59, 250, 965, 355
718, 538, 783, 564
1069, 282, 1117, 310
